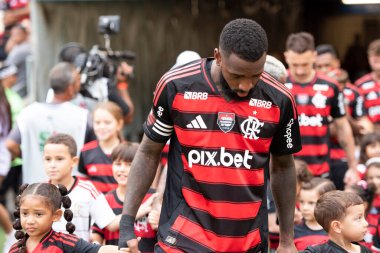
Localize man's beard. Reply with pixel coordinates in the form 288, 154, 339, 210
219, 72, 249, 101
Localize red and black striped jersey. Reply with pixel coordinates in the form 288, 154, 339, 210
92, 189, 157, 253
355, 73, 380, 124
285, 72, 346, 176
372, 217, 380, 252
78, 140, 117, 193
294, 221, 328, 251
366, 194, 380, 249
160, 142, 170, 167
143, 58, 301, 252
9, 230, 101, 253
330, 83, 365, 162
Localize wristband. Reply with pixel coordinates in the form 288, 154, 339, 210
118, 214, 136, 249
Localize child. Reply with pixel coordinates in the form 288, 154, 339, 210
9, 183, 128, 253
43, 133, 119, 241
78, 101, 125, 193
345, 182, 376, 248
91, 142, 158, 253
304, 190, 371, 252
357, 132, 380, 177
294, 177, 336, 251
363, 157, 380, 246
360, 133, 380, 164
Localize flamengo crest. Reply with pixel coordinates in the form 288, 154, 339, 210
240, 116, 264, 140
217, 112, 235, 133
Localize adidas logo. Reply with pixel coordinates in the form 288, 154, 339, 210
186, 115, 207, 129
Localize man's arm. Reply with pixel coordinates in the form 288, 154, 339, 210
3, 5, 29, 27
149, 165, 167, 230
270, 154, 297, 253
334, 116, 359, 185
119, 134, 165, 251
6, 125, 21, 159
356, 116, 374, 136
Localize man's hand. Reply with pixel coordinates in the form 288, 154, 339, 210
344, 168, 360, 186
118, 237, 141, 253
356, 117, 374, 136
136, 193, 157, 219
3, 11, 19, 27
276, 242, 297, 253
119, 215, 137, 249
123, 237, 141, 253
148, 209, 160, 230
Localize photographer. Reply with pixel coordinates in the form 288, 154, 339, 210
115, 61, 134, 123
50, 42, 135, 124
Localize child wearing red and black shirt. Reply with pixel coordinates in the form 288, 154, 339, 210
91, 143, 157, 253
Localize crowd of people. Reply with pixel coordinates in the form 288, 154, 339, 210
1, 11, 380, 253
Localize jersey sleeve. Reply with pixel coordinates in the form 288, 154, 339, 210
91, 223, 105, 239
330, 83, 346, 118
270, 95, 302, 155
7, 125, 21, 144
302, 247, 319, 253
143, 76, 175, 143
90, 193, 116, 229
71, 238, 101, 253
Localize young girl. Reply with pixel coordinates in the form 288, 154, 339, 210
363, 158, 380, 250
358, 132, 380, 177
294, 177, 336, 251
78, 101, 125, 193
9, 183, 127, 253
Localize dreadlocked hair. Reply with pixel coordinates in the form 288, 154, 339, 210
13, 183, 76, 253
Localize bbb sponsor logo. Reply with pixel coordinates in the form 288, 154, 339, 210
298, 113, 323, 127
184, 91, 208, 100
249, 98, 272, 109
284, 119, 294, 148
188, 147, 253, 169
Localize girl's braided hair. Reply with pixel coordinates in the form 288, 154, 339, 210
13, 183, 75, 253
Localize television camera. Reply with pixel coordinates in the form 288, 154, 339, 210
75, 15, 136, 102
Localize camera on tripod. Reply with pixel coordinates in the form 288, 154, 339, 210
75, 15, 136, 102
